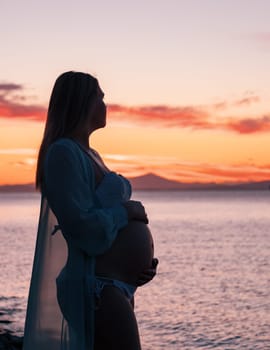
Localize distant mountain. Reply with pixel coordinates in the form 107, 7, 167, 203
128, 173, 189, 190
0, 174, 270, 192
128, 173, 270, 191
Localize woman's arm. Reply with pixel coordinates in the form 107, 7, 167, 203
44, 141, 128, 256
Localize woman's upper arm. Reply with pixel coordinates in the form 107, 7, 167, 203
44, 142, 128, 255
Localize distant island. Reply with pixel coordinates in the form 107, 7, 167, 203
128, 173, 270, 191
0, 173, 270, 192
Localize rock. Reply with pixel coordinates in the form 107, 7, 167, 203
0, 330, 23, 350
0, 321, 12, 325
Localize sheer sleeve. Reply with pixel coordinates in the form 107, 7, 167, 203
44, 141, 128, 256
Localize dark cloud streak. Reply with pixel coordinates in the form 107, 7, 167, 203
233, 95, 260, 106
0, 82, 46, 120
0, 83, 23, 92
108, 104, 270, 134
226, 116, 270, 134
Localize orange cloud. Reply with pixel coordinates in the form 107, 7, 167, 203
102, 154, 270, 184
191, 164, 270, 182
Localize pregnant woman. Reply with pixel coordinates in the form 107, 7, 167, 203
23, 71, 158, 350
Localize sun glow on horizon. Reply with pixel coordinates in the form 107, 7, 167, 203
1, 120, 270, 185
1, 1, 270, 186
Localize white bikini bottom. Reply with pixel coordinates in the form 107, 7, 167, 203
94, 276, 137, 301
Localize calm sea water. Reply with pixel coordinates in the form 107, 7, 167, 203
0, 191, 269, 349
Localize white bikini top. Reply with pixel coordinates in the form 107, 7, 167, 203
95, 171, 132, 208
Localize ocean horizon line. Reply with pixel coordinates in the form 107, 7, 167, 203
0, 173, 270, 192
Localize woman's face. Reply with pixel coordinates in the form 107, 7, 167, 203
87, 84, 107, 133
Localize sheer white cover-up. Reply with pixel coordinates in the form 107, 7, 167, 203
22, 138, 130, 350
23, 195, 89, 350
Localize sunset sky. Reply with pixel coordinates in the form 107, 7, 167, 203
1, 0, 270, 185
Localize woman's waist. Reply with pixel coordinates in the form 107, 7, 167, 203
86, 274, 137, 300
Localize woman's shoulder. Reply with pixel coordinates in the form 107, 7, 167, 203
45, 138, 88, 169
44, 138, 93, 183
46, 138, 83, 157
49, 137, 78, 149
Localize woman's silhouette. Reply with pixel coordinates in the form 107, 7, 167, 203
23, 71, 158, 350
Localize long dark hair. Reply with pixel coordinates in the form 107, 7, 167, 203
36, 71, 98, 190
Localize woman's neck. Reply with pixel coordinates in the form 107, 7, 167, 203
69, 131, 91, 150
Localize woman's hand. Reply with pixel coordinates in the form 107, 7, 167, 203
136, 258, 159, 286
122, 200, 148, 224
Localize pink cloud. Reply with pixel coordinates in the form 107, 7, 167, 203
108, 104, 212, 129
0, 83, 22, 92
233, 95, 260, 106
253, 32, 270, 43
0, 83, 46, 120
212, 101, 228, 110
0, 81, 269, 134
211, 94, 260, 111
226, 116, 270, 134
109, 104, 270, 134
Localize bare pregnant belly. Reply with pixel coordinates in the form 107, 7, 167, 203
95, 220, 154, 285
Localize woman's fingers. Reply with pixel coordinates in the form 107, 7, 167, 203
137, 258, 159, 285
152, 258, 159, 268
136, 268, 157, 286
135, 202, 148, 223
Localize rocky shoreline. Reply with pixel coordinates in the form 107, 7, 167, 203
0, 329, 23, 350
0, 310, 23, 349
